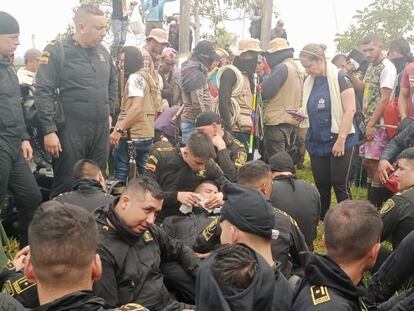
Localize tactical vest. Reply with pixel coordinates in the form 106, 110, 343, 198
216, 65, 253, 133
118, 69, 160, 139
264, 58, 303, 126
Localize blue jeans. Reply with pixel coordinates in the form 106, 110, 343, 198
111, 19, 128, 58
180, 122, 196, 144
112, 138, 153, 183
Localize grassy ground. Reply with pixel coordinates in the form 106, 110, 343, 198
295, 155, 368, 253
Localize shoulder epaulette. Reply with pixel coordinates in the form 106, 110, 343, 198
310, 285, 331, 306
380, 198, 395, 214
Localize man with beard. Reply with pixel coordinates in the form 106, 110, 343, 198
292, 200, 382, 310
261, 38, 303, 160
217, 38, 262, 153
180, 40, 220, 144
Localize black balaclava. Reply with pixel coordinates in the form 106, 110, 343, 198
233, 53, 258, 77
122, 46, 143, 78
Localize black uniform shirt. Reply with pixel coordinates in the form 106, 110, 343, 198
380, 187, 414, 249
144, 142, 228, 220
34, 36, 117, 134
217, 130, 247, 181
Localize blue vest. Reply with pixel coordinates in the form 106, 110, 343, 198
306, 76, 357, 156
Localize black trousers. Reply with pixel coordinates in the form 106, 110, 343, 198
0, 137, 41, 246
161, 261, 196, 304
50, 116, 109, 198
310, 147, 354, 220
263, 123, 295, 162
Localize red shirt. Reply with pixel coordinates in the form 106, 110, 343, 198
401, 62, 414, 117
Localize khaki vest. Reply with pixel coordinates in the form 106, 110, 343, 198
264, 58, 303, 126
117, 69, 160, 139
215, 65, 254, 133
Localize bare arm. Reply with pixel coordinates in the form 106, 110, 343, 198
398, 86, 410, 119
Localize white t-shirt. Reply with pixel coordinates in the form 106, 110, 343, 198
380, 58, 397, 91
127, 73, 146, 97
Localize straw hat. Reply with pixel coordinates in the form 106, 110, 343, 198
233, 38, 262, 56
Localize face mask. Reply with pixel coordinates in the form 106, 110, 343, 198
233, 55, 258, 76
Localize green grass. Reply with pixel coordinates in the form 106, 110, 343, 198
296, 155, 368, 253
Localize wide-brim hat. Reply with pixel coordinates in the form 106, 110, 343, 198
233, 38, 262, 56
266, 38, 292, 53
146, 28, 169, 45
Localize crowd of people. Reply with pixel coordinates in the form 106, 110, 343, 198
2, 1, 414, 310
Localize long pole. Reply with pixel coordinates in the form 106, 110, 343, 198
179, 0, 191, 57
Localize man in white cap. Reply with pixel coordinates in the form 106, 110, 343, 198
217, 38, 262, 156
261, 38, 303, 160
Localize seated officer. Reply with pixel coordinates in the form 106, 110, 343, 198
269, 152, 320, 250
216, 183, 292, 311
238, 160, 308, 280
292, 200, 382, 311
195, 111, 247, 181
144, 131, 228, 223
93, 177, 198, 310
24, 201, 148, 310
54, 159, 114, 213
366, 230, 414, 309
196, 243, 277, 311
380, 147, 414, 250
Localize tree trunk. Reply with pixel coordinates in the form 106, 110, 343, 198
260, 0, 273, 49
193, 1, 200, 46
179, 0, 191, 57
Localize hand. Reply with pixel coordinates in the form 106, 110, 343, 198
365, 124, 375, 141
205, 192, 224, 209
332, 138, 345, 157
211, 134, 226, 151
177, 192, 200, 207
12, 246, 30, 271
344, 61, 354, 74
378, 160, 395, 184
109, 115, 113, 127
44, 132, 62, 158
110, 131, 122, 146
21, 140, 33, 161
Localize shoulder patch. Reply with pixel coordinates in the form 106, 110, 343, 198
310, 286, 331, 306
145, 163, 156, 172
234, 151, 247, 167
116, 303, 148, 310
133, 74, 145, 90
39, 51, 50, 64
156, 147, 173, 152
149, 155, 158, 164
98, 53, 106, 62
11, 276, 36, 295
380, 199, 395, 214
143, 230, 153, 242
202, 217, 219, 241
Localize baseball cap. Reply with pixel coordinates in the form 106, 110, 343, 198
195, 111, 222, 127
194, 40, 221, 61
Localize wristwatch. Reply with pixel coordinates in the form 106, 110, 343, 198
115, 127, 124, 134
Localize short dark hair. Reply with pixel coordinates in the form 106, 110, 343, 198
72, 159, 101, 180
74, 4, 104, 23
331, 53, 347, 65
187, 131, 215, 159
389, 37, 411, 57
212, 243, 258, 289
123, 176, 163, 201
238, 160, 271, 186
360, 34, 382, 46
324, 200, 382, 263
397, 147, 414, 161
29, 201, 98, 285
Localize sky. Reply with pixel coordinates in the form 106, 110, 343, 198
3, 0, 373, 59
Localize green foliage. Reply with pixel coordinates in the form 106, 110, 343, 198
202, 26, 237, 49
335, 0, 414, 53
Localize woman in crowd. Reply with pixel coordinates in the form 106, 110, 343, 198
299, 43, 358, 220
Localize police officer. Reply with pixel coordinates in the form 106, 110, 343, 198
195, 111, 247, 181
292, 200, 382, 311
34, 5, 117, 198
378, 121, 414, 184
0, 11, 42, 247
22, 200, 149, 310
144, 131, 228, 223
93, 177, 198, 310
54, 159, 114, 213
269, 152, 320, 250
